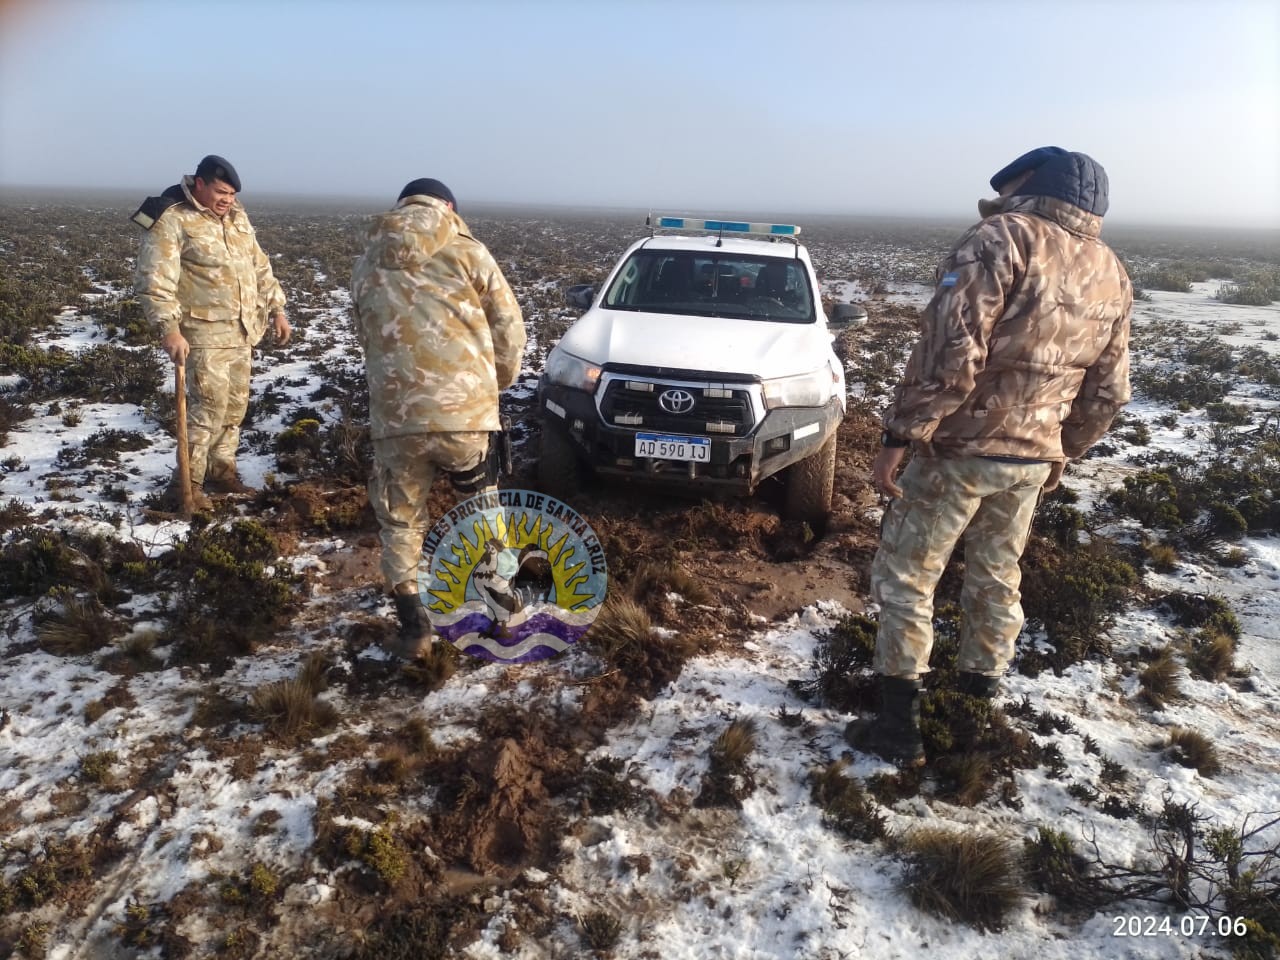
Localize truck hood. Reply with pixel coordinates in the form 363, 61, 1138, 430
557, 308, 834, 379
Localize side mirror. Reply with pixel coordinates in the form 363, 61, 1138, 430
565, 284, 596, 310
830, 303, 868, 327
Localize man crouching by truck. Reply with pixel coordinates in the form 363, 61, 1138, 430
350, 178, 526, 660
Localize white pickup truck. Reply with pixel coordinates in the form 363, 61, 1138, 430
536, 215, 861, 524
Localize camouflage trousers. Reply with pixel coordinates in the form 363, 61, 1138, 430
871, 455, 1053, 679
184, 346, 252, 485
369, 432, 491, 589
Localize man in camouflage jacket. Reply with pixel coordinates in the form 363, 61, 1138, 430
132, 155, 290, 508
848, 147, 1132, 766
351, 179, 526, 658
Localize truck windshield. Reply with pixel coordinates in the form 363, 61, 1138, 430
603, 251, 815, 323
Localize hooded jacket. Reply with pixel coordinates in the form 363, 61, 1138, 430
351, 195, 527, 439
133, 176, 285, 346
884, 155, 1132, 461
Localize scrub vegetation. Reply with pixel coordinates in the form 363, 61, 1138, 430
1, 197, 1278, 957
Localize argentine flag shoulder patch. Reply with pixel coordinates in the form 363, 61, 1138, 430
939, 272, 960, 288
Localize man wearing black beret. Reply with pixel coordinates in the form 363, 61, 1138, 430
351, 178, 526, 658
847, 147, 1133, 765
132, 154, 291, 508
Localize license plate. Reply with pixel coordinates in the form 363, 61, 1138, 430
635, 432, 710, 462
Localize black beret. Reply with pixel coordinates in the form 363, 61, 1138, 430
398, 177, 457, 211
195, 155, 241, 192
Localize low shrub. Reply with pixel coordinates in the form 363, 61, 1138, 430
1157, 592, 1241, 640
1132, 370, 1230, 407
1024, 826, 1110, 913
0, 342, 164, 404
1138, 267, 1192, 293
162, 517, 304, 667
54, 429, 150, 469
1021, 538, 1139, 671
0, 527, 112, 601
786, 612, 878, 713
1216, 282, 1276, 306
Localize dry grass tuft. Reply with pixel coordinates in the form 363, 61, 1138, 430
1146, 541, 1180, 573
936, 751, 995, 807
100, 629, 164, 675
696, 717, 759, 809
1166, 727, 1222, 777
579, 909, 623, 951
1139, 647, 1183, 709
1187, 628, 1236, 682
811, 760, 886, 842
589, 595, 655, 658
899, 827, 1028, 931
250, 676, 338, 743
587, 595, 696, 696
36, 589, 123, 656
630, 558, 713, 607
711, 717, 757, 766
402, 640, 459, 692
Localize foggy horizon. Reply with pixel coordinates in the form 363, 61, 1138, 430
2, 0, 1277, 232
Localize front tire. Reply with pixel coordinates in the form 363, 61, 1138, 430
537, 425, 585, 499
783, 434, 836, 525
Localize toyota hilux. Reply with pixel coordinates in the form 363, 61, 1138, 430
536, 215, 856, 523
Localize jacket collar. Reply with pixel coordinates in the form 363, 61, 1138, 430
979, 193, 1103, 238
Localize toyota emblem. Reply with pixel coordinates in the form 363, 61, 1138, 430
658, 388, 696, 415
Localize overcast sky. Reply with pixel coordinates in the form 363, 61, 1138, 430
1, 0, 1277, 228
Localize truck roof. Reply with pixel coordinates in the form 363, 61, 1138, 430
636, 234, 807, 261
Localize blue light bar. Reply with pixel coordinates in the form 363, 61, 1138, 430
653, 215, 801, 237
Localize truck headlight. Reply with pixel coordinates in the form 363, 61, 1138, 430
762, 368, 830, 409
544, 349, 602, 394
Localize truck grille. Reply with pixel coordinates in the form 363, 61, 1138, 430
599, 378, 756, 437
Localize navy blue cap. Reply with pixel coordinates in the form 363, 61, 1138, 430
989, 146, 1068, 193
1019, 151, 1110, 216
195, 155, 240, 192
398, 178, 457, 211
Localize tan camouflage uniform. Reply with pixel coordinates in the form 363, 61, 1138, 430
351, 194, 526, 589
874, 193, 1132, 678
133, 176, 285, 486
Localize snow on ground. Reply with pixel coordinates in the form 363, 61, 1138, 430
2, 269, 1278, 957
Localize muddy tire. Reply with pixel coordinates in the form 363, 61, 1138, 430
537, 426, 585, 499
783, 434, 836, 525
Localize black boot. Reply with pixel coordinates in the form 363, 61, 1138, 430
385, 592, 433, 660
953, 672, 1001, 750
845, 677, 925, 767
957, 672, 1001, 699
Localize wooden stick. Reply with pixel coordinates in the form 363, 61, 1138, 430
174, 361, 194, 517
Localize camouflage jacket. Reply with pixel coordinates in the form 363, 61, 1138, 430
884, 194, 1132, 461
351, 195, 527, 438
133, 177, 286, 347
